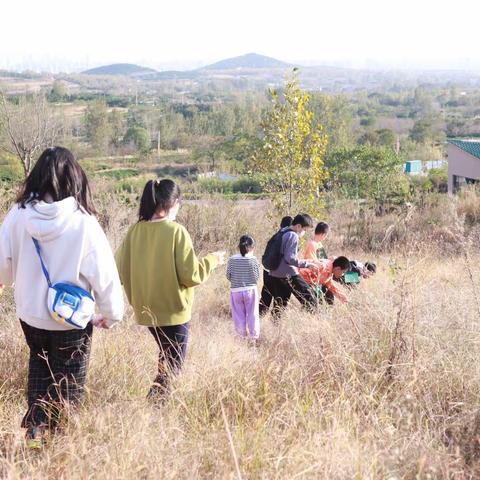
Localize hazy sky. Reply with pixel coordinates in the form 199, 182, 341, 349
1, 0, 479, 72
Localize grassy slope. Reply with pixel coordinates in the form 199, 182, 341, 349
1, 190, 480, 478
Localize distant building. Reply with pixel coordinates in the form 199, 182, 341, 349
424, 159, 447, 170
197, 171, 238, 181
404, 160, 422, 174
447, 139, 480, 193
404, 159, 447, 175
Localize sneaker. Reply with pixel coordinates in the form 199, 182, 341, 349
146, 375, 170, 405
25, 427, 44, 449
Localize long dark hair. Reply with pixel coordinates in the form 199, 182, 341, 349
138, 179, 181, 222
238, 235, 255, 257
16, 146, 96, 215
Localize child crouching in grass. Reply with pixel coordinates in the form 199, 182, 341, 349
226, 235, 260, 342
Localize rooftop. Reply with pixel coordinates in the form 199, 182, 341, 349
449, 139, 480, 159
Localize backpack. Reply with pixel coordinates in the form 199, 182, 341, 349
262, 229, 290, 271
32, 238, 96, 330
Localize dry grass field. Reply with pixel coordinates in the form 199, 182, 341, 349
1, 184, 480, 479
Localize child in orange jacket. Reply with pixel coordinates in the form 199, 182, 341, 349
300, 256, 350, 303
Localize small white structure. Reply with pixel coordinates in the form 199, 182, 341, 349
425, 159, 447, 170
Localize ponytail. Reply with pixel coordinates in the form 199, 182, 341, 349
138, 179, 181, 222
238, 235, 255, 257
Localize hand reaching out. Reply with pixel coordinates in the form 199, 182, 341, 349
307, 262, 319, 272
212, 251, 226, 266
337, 292, 349, 303
91, 314, 110, 329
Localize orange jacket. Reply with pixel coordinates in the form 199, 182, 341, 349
299, 254, 341, 298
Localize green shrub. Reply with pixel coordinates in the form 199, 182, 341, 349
428, 167, 448, 193
198, 178, 234, 194
0, 154, 23, 183
115, 177, 147, 194
232, 177, 263, 194
197, 176, 264, 195
155, 165, 197, 178
123, 126, 151, 154
0, 164, 23, 183
97, 168, 139, 180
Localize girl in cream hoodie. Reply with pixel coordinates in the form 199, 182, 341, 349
0, 147, 124, 447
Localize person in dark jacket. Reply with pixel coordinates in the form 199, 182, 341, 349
267, 214, 318, 318
259, 216, 293, 316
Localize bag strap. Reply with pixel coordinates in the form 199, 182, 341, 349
32, 238, 52, 288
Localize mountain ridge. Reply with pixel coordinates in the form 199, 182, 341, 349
82, 63, 157, 76
201, 53, 294, 70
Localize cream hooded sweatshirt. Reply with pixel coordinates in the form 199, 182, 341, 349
0, 197, 124, 330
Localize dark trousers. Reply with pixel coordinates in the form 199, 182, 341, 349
270, 275, 318, 317
320, 285, 335, 305
20, 320, 93, 430
148, 323, 189, 393
259, 270, 275, 316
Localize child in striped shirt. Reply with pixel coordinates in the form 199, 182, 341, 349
226, 235, 260, 341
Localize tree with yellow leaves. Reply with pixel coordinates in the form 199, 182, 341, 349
252, 71, 328, 216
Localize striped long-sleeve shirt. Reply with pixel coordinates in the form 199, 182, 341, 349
226, 254, 260, 292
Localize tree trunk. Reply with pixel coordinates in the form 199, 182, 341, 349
21, 154, 29, 177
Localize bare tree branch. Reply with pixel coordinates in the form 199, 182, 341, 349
0, 90, 61, 176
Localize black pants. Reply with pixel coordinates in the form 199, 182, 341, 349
270, 275, 318, 317
320, 285, 335, 305
148, 323, 189, 392
259, 270, 275, 316
20, 320, 93, 429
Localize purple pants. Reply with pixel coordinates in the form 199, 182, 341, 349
230, 288, 260, 339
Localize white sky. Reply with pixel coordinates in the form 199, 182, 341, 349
1, 0, 479, 71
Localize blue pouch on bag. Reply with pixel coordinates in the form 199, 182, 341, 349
32, 238, 95, 329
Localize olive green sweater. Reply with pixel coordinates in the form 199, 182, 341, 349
115, 220, 218, 326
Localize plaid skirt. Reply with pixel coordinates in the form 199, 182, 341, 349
20, 320, 93, 429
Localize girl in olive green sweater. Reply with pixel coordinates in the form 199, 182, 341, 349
115, 179, 225, 400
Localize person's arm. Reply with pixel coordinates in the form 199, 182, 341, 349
81, 222, 124, 327
175, 226, 220, 288
283, 234, 308, 268
324, 279, 348, 303
0, 207, 16, 287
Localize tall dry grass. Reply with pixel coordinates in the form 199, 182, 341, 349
1, 182, 480, 478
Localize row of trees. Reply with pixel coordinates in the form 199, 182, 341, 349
0, 75, 442, 214
250, 73, 407, 214
4, 77, 458, 165
81, 96, 265, 156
